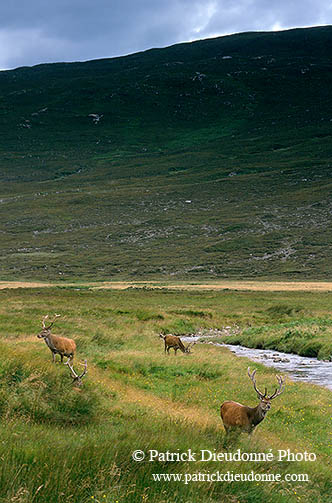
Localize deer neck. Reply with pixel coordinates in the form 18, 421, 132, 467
178, 341, 186, 352
250, 402, 269, 426
44, 332, 57, 350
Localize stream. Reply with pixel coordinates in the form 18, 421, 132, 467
219, 343, 332, 391
183, 334, 332, 391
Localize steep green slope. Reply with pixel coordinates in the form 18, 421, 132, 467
0, 26, 331, 280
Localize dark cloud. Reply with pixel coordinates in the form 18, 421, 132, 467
0, 0, 331, 69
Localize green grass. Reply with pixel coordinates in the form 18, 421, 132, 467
0, 286, 331, 502
217, 301, 332, 359
222, 323, 332, 359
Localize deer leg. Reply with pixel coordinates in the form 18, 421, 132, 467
174, 348, 178, 356
60, 353, 64, 363
248, 426, 256, 438
52, 351, 56, 363
222, 427, 229, 448
164, 342, 167, 354
223, 427, 239, 448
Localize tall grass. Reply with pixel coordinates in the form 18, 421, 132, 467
0, 287, 331, 502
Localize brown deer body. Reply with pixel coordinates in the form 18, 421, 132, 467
220, 368, 285, 436
159, 334, 195, 355
37, 315, 76, 363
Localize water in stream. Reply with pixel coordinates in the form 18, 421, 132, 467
219, 343, 332, 391
183, 335, 332, 391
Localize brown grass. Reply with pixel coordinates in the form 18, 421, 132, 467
1, 280, 332, 291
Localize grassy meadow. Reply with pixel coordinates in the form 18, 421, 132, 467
0, 285, 331, 503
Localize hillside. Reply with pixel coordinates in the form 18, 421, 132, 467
0, 26, 332, 281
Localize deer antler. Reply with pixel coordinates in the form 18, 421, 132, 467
248, 368, 267, 399
267, 374, 285, 400
42, 315, 49, 329
42, 313, 60, 330
65, 360, 87, 386
186, 341, 196, 352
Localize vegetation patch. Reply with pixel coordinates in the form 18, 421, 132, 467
170, 309, 213, 318
0, 346, 102, 425
0, 282, 331, 502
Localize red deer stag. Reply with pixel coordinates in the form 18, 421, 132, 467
159, 334, 195, 355
65, 360, 88, 387
37, 314, 76, 363
220, 368, 285, 436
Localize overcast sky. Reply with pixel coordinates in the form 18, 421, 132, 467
0, 0, 331, 70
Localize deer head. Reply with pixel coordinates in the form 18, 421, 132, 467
65, 360, 88, 387
248, 367, 285, 413
37, 314, 61, 338
185, 341, 196, 353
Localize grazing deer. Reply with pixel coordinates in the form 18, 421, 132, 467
220, 368, 285, 436
159, 334, 195, 355
66, 360, 87, 387
37, 314, 76, 363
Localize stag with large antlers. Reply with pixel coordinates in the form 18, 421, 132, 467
37, 314, 76, 363
220, 368, 285, 436
66, 360, 87, 387
159, 334, 196, 355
